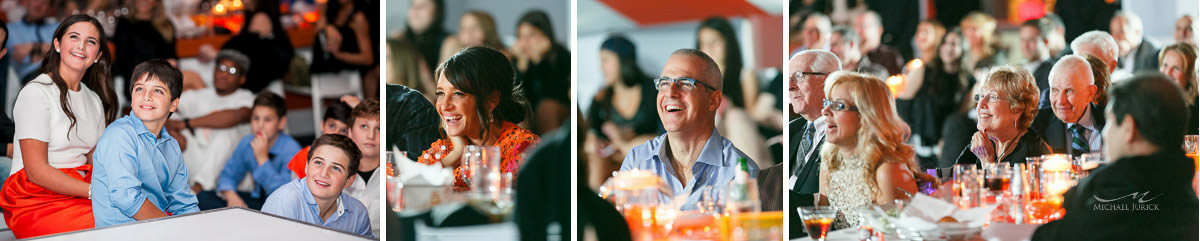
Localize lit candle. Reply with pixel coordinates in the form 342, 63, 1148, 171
886, 75, 905, 96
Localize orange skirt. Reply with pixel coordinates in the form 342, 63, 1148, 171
0, 165, 95, 239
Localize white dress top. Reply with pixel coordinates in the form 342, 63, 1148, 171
11, 74, 106, 175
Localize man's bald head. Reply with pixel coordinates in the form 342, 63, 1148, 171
1070, 30, 1119, 73
670, 48, 724, 90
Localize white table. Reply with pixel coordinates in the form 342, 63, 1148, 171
791, 223, 1040, 241
28, 208, 373, 241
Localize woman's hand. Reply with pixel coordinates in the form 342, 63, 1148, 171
441, 135, 469, 168
969, 131, 996, 163
323, 27, 343, 53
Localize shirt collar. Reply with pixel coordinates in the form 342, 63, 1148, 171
299, 178, 348, 219
811, 116, 828, 135
126, 113, 174, 145
657, 128, 729, 167
1069, 105, 1096, 131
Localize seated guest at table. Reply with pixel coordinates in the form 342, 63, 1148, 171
386, 84, 440, 160
786, 49, 840, 239
1157, 43, 1198, 134
1032, 55, 1105, 155
262, 134, 373, 238
0, 14, 120, 238
1032, 73, 1199, 240
418, 46, 539, 192
112, 0, 177, 104
92, 60, 199, 227
818, 71, 919, 229
220, 0, 293, 93
829, 26, 888, 79
288, 101, 353, 178
1018, 19, 1055, 90
197, 92, 302, 210
620, 49, 758, 210
853, 11, 904, 75
959, 12, 1007, 75
584, 35, 660, 189
439, 10, 507, 64
697, 16, 769, 167
954, 66, 1050, 166
166, 50, 256, 193
1177, 15, 1196, 45
343, 98, 381, 236
513, 10, 570, 135
1071, 31, 1120, 80
1109, 11, 1161, 74
1082, 55, 1112, 108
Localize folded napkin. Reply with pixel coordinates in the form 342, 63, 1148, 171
393, 149, 453, 186
896, 194, 997, 230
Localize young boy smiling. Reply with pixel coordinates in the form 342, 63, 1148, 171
262, 134, 372, 237
92, 59, 200, 227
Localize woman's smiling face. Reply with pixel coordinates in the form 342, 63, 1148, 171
435, 75, 483, 138
55, 22, 103, 73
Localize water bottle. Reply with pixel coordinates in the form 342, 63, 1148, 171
726, 158, 761, 214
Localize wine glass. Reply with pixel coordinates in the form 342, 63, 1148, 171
798, 206, 838, 241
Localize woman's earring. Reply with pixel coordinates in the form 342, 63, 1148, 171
94, 58, 98, 64
55, 48, 60, 53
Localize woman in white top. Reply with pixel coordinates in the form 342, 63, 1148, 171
0, 15, 119, 239
818, 71, 920, 229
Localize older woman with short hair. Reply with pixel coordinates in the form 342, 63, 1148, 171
818, 71, 920, 229
956, 66, 1051, 166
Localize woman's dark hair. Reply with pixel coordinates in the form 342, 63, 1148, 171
436, 46, 530, 139
402, 0, 445, 37
324, 0, 369, 24
517, 10, 556, 43
600, 34, 646, 87
243, 0, 283, 35
696, 16, 745, 108
37, 14, 118, 130
307, 134, 362, 178
516, 9, 567, 64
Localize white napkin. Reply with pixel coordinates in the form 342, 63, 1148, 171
895, 194, 997, 230
393, 151, 453, 186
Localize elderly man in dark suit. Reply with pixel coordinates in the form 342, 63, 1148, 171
1032, 73, 1198, 240
1033, 55, 1106, 155
783, 49, 840, 239
1110, 11, 1161, 74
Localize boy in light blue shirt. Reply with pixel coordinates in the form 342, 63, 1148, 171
197, 92, 302, 210
263, 134, 372, 237
92, 59, 199, 227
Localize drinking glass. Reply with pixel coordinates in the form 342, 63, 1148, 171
1185, 135, 1199, 171
465, 145, 511, 220
798, 206, 838, 241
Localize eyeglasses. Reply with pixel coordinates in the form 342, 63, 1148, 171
822, 99, 858, 112
973, 94, 1010, 104
217, 64, 240, 75
791, 72, 829, 84
653, 77, 717, 92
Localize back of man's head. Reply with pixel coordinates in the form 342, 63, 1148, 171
1108, 72, 1189, 150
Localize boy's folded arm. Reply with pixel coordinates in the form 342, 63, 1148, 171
130, 198, 167, 220
251, 156, 293, 194
190, 108, 252, 129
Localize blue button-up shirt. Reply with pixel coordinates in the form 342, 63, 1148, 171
262, 178, 374, 238
620, 129, 758, 210
216, 133, 302, 198
92, 114, 200, 227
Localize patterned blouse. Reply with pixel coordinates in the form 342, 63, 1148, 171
418, 122, 539, 191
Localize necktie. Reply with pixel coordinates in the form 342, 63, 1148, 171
792, 123, 815, 177
1070, 124, 1090, 155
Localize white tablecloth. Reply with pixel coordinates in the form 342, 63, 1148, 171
29, 208, 373, 241
791, 223, 1040, 241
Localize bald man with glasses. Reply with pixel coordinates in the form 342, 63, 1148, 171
620, 49, 757, 210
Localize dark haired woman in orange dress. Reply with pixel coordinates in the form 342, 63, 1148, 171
418, 46, 538, 191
